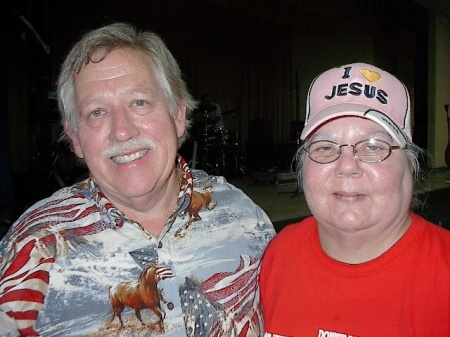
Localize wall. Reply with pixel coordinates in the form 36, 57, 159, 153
428, 9, 450, 168
291, 12, 439, 169
291, 30, 376, 122
3, 0, 447, 206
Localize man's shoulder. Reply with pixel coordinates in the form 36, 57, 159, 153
191, 170, 249, 197
185, 170, 275, 235
26, 185, 94, 218
1, 185, 99, 247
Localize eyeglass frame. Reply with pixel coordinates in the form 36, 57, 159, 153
305, 138, 403, 164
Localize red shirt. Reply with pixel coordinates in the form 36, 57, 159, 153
260, 213, 450, 337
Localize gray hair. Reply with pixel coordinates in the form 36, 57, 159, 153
57, 22, 197, 147
293, 140, 426, 209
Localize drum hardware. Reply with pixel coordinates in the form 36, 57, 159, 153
192, 107, 245, 178
222, 108, 238, 116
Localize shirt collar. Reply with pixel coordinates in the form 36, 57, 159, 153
80, 155, 194, 228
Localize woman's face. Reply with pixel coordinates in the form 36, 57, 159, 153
303, 116, 413, 235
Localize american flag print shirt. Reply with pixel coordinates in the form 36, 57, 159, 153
0, 156, 275, 336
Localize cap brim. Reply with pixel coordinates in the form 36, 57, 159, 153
300, 103, 408, 147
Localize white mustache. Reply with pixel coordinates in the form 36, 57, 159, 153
102, 138, 156, 159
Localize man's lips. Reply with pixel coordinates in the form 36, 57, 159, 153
111, 149, 149, 164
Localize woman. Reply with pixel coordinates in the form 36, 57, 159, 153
260, 62, 450, 337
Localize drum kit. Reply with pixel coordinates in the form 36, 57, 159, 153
190, 105, 245, 178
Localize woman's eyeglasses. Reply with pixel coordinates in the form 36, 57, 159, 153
306, 138, 402, 164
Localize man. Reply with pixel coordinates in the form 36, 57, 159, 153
0, 23, 275, 336
260, 62, 450, 336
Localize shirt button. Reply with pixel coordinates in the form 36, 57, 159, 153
167, 302, 174, 310
158, 241, 163, 248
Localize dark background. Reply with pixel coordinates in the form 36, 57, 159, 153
0, 0, 449, 225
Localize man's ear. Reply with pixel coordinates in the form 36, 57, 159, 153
64, 120, 84, 159
174, 105, 187, 138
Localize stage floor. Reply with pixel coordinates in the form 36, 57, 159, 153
229, 168, 450, 232
1, 168, 449, 238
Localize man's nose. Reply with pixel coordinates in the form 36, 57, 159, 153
110, 109, 140, 142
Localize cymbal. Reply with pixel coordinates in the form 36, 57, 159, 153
222, 108, 238, 116
197, 104, 217, 114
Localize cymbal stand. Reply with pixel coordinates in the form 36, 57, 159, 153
203, 110, 209, 152
200, 110, 217, 174
229, 115, 245, 177
278, 138, 302, 198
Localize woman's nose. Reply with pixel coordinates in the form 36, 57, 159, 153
334, 146, 363, 177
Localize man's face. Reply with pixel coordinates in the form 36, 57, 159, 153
66, 47, 186, 208
303, 116, 413, 236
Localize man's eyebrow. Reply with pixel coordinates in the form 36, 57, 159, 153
78, 96, 106, 110
78, 87, 159, 108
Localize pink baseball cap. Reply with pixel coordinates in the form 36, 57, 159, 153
301, 62, 411, 147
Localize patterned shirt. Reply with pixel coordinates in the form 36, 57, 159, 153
0, 156, 275, 336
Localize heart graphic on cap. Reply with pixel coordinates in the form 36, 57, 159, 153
361, 69, 381, 82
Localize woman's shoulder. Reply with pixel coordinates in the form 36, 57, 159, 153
279, 216, 315, 234
267, 216, 316, 249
